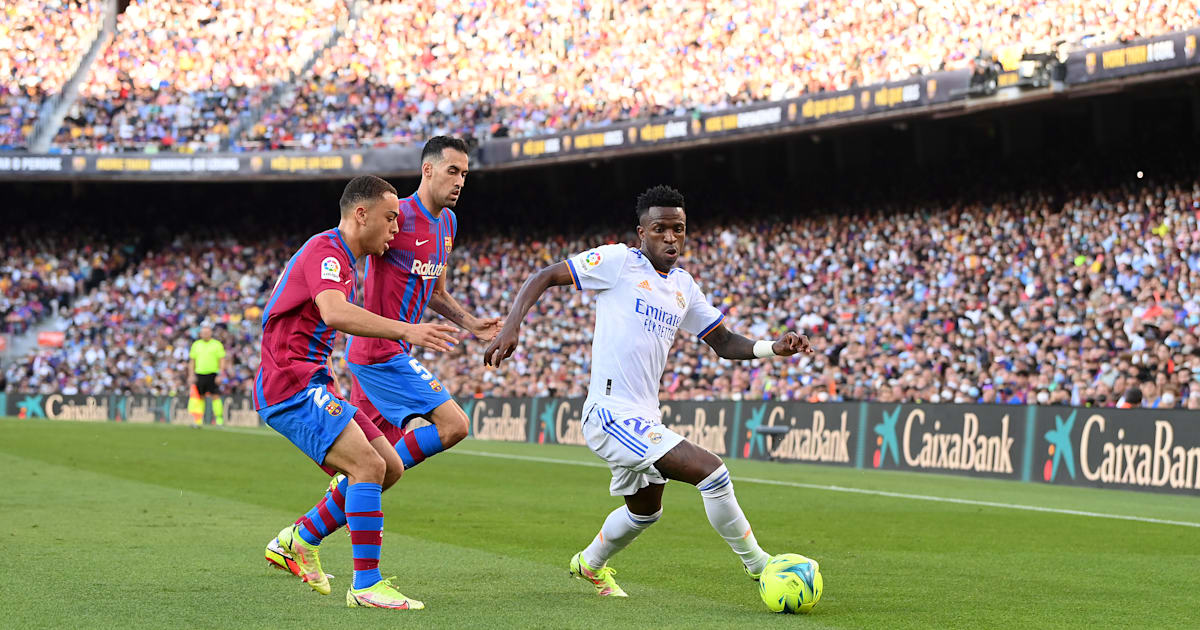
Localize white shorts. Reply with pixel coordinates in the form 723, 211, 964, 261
583, 404, 685, 496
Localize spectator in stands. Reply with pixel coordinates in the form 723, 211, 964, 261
53, 0, 346, 153
12, 0, 1195, 153
236, 0, 1200, 150
0, 0, 104, 149
1117, 386, 1143, 409
0, 233, 125, 335
7, 171, 1200, 411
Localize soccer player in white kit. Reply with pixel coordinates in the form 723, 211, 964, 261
484, 185, 814, 597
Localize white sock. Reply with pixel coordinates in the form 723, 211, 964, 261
697, 464, 770, 574
581, 505, 662, 568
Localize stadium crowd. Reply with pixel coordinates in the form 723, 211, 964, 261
0, 0, 104, 150
1, 232, 129, 337
3, 235, 285, 396
52, 0, 346, 153
6, 174, 1200, 410
1, 0, 1193, 152
239, 0, 1200, 151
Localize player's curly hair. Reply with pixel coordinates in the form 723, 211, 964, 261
339, 175, 397, 216
635, 184, 685, 221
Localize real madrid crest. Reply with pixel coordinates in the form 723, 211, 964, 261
675, 290, 686, 309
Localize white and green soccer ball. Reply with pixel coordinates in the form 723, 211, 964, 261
758, 553, 823, 614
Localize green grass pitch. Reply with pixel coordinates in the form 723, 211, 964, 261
2, 417, 1198, 629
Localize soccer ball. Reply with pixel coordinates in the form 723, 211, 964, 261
758, 553, 822, 614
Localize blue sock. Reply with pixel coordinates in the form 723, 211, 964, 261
395, 424, 445, 469
345, 482, 384, 589
297, 476, 349, 545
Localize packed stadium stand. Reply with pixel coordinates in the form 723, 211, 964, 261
2, 0, 1198, 153
6, 147, 1200, 411
53, 0, 347, 153
1, 232, 130, 337
0, 0, 105, 150
238, 0, 1200, 151
2, 2, 1200, 412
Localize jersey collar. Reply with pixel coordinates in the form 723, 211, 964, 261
410, 193, 440, 223
332, 228, 357, 265
631, 248, 671, 278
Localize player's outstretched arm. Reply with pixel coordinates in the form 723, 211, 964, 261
429, 271, 503, 341
701, 324, 814, 360
483, 261, 574, 367
314, 289, 459, 352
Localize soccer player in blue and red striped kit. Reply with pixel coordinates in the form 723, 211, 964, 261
347, 135, 501, 467
265, 137, 501, 601
255, 174, 459, 610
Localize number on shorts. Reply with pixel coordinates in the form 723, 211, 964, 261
623, 417, 650, 436
305, 386, 331, 408
407, 358, 434, 381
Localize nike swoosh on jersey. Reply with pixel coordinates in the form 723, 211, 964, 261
415, 239, 429, 246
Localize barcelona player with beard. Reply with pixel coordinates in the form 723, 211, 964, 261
265, 138, 501, 607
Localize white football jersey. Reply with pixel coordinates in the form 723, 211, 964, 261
567, 243, 724, 423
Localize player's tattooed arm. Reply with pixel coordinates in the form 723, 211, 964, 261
702, 325, 814, 360
483, 261, 574, 367
429, 272, 502, 341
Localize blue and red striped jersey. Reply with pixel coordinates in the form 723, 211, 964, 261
348, 193, 457, 365
254, 228, 356, 409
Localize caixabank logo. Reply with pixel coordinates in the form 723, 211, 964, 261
536, 399, 586, 446
1041, 410, 1077, 483
1037, 408, 1200, 494
872, 406, 902, 468
870, 404, 1017, 478
660, 402, 731, 456
741, 404, 768, 459
742, 403, 853, 465
467, 398, 530, 443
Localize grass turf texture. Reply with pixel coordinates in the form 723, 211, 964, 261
2, 418, 1198, 629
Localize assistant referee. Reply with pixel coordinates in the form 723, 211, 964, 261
189, 325, 226, 425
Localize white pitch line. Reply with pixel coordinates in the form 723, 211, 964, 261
215, 429, 1200, 529
453, 449, 1200, 529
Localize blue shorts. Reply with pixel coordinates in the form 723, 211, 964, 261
348, 352, 453, 430
259, 372, 359, 465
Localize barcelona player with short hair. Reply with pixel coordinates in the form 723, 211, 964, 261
256, 174, 458, 610
264, 138, 500, 606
